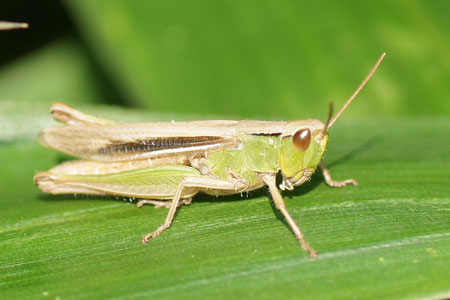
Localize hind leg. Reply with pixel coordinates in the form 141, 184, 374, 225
136, 198, 192, 209
141, 176, 245, 243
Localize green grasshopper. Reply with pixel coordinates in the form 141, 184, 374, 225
34, 53, 385, 258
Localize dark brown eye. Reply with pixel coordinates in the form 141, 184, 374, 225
293, 129, 311, 152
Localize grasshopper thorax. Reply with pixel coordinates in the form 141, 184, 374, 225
279, 119, 328, 190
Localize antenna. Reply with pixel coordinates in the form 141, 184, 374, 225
322, 102, 334, 135
0, 21, 29, 31
328, 53, 386, 128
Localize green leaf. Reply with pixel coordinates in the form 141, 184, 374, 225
1, 104, 449, 299
64, 0, 450, 118
0, 39, 117, 106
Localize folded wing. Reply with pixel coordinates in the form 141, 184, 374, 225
39, 121, 241, 161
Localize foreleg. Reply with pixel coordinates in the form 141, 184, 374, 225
320, 162, 358, 187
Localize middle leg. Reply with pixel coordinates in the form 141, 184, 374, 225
261, 173, 318, 258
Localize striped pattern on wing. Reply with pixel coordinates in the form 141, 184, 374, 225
39, 121, 241, 162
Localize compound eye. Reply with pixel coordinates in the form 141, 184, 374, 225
293, 129, 311, 152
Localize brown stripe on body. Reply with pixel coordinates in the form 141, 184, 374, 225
98, 136, 226, 154
251, 132, 282, 137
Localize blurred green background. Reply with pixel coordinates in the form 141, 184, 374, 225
1, 1, 449, 299
1, 0, 449, 119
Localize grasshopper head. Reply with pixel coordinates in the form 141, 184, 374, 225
279, 119, 329, 190
278, 53, 386, 190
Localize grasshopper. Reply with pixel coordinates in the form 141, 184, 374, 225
34, 53, 385, 258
